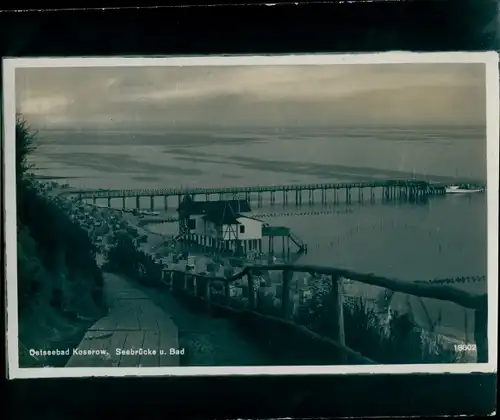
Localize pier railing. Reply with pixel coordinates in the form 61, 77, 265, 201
161, 264, 488, 365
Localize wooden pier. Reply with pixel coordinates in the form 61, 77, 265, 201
63, 179, 450, 211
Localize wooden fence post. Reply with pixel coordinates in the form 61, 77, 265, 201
330, 275, 346, 357
204, 277, 212, 312
193, 275, 198, 296
224, 281, 230, 303
474, 303, 488, 363
247, 270, 255, 310
174, 271, 180, 291
282, 270, 292, 319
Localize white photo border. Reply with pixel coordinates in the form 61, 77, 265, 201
3, 52, 499, 379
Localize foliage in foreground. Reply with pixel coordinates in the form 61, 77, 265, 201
16, 116, 105, 366
203, 270, 460, 364
294, 276, 460, 364
103, 230, 163, 286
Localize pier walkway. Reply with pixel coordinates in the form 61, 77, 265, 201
61, 179, 461, 211
61, 179, 446, 200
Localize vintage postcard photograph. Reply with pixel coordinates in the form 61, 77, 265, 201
3, 53, 498, 379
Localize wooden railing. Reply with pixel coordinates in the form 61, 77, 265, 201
161, 264, 488, 364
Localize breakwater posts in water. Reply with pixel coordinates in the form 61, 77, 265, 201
414, 276, 486, 285
159, 264, 488, 364
137, 208, 355, 226
65, 180, 452, 211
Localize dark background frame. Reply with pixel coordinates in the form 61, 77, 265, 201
2, 1, 498, 419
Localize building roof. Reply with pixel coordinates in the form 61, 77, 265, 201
204, 211, 268, 226
178, 197, 252, 215
238, 214, 266, 223
178, 196, 253, 226
203, 211, 241, 225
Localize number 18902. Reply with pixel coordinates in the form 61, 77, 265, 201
454, 344, 477, 352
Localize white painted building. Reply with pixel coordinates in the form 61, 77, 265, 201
204, 214, 264, 241
177, 197, 266, 244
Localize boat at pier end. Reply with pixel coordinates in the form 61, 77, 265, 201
445, 184, 485, 194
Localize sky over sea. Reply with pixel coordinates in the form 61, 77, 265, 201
16, 63, 486, 130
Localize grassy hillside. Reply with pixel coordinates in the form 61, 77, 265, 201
15, 116, 107, 368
